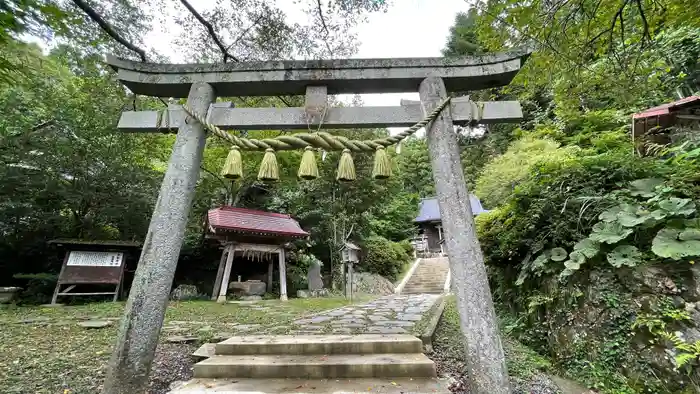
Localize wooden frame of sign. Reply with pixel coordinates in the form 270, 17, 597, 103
48, 239, 141, 304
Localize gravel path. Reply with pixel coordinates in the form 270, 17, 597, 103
147, 343, 196, 394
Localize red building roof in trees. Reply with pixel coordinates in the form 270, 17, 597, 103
207, 206, 308, 238
633, 96, 700, 119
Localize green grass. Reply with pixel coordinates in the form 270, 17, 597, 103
0, 297, 359, 394
431, 295, 552, 380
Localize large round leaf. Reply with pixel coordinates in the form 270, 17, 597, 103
629, 178, 663, 197
589, 222, 633, 244
652, 228, 700, 260
680, 228, 700, 241
616, 204, 654, 227
659, 198, 696, 216
598, 205, 621, 222
550, 247, 568, 262
562, 250, 586, 271
574, 238, 599, 258
569, 250, 586, 265
606, 245, 641, 268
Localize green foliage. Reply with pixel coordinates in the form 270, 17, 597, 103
448, 1, 700, 392
518, 173, 700, 277
12, 273, 58, 304
652, 228, 700, 260
606, 245, 641, 268
361, 235, 411, 281
475, 137, 577, 208
442, 9, 483, 57
475, 138, 700, 392
658, 331, 700, 370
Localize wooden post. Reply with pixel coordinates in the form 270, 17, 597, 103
218, 244, 235, 303
348, 262, 354, 302
419, 76, 511, 394
267, 260, 274, 293
103, 82, 215, 394
278, 248, 288, 301
211, 246, 228, 300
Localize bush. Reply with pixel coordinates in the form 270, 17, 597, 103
286, 252, 322, 295
12, 273, 58, 305
475, 137, 578, 208
361, 236, 411, 281
475, 145, 700, 393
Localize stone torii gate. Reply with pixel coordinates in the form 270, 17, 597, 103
102, 50, 529, 394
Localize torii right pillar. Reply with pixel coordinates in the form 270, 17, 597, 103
420, 76, 511, 394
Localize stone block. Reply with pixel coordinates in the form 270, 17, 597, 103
193, 353, 436, 379
229, 280, 266, 296
307, 260, 324, 291
297, 289, 329, 298
0, 287, 21, 304
170, 284, 200, 301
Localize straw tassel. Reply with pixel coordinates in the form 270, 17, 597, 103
220, 146, 243, 180
372, 146, 392, 179
257, 148, 279, 181
298, 146, 319, 180
336, 149, 356, 182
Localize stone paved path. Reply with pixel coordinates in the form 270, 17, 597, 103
286, 294, 441, 335
4, 295, 441, 340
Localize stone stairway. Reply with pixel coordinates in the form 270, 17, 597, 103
402, 257, 450, 294
171, 334, 449, 393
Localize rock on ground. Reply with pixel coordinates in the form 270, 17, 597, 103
347, 272, 395, 295
170, 285, 200, 301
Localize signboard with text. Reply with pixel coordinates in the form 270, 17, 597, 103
59, 250, 125, 285
66, 251, 124, 267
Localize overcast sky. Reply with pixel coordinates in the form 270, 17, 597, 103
144, 0, 469, 108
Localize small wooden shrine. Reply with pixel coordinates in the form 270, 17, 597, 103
205, 206, 308, 302
632, 95, 700, 155
413, 196, 488, 256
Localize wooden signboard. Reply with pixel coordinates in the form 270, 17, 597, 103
51, 250, 126, 304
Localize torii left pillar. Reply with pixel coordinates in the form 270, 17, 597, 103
103, 82, 215, 394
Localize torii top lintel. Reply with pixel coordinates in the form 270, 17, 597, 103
106, 49, 530, 98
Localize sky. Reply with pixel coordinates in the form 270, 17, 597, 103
143, 0, 470, 112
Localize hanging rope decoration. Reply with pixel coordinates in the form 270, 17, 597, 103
181, 97, 461, 181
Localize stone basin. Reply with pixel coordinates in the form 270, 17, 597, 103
229, 280, 266, 296
0, 287, 21, 304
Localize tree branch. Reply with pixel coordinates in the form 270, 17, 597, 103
200, 165, 229, 192
226, 14, 264, 52
315, 0, 334, 57
179, 0, 238, 63
177, 3, 296, 107
70, 0, 147, 62
634, 0, 651, 44
30, 120, 55, 132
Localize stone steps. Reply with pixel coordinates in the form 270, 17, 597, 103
402, 258, 449, 294
193, 353, 436, 379
193, 335, 435, 380
172, 377, 450, 393
215, 334, 423, 355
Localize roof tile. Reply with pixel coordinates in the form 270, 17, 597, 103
414, 196, 488, 223
208, 206, 308, 237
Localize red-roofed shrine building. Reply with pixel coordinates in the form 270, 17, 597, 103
632, 95, 700, 155
206, 206, 308, 302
